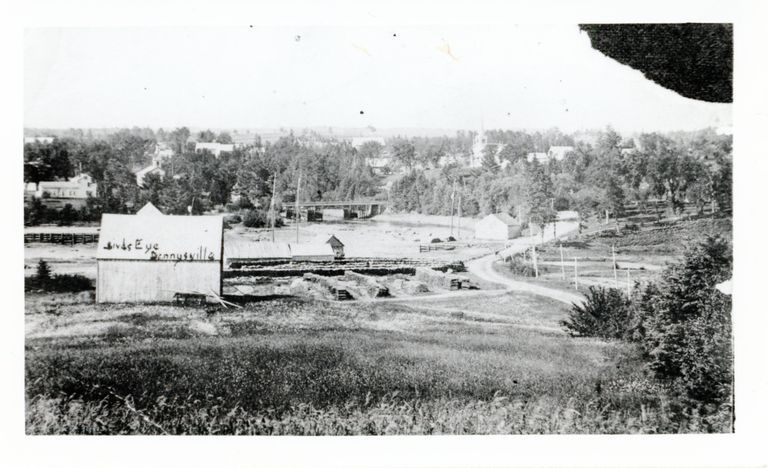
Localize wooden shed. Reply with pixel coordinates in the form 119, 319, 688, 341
326, 235, 345, 259
96, 203, 223, 303
289, 243, 336, 263
474, 213, 522, 241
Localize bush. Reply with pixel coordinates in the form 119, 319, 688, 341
561, 286, 632, 339
504, 254, 540, 277
634, 235, 732, 404
36, 260, 52, 282
26, 271, 94, 293
430, 238, 442, 243
242, 209, 268, 228
446, 236, 456, 242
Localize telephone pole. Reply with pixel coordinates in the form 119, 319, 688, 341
270, 174, 277, 242
295, 170, 302, 243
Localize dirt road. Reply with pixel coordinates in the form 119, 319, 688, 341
467, 221, 585, 306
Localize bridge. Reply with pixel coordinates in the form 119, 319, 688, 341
285, 199, 389, 219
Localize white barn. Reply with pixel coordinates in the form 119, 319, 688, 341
96, 203, 223, 303
474, 213, 522, 241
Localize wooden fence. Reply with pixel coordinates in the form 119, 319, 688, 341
24, 232, 99, 245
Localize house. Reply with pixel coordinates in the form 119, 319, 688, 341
556, 210, 580, 221
474, 213, 522, 241
526, 152, 550, 164
289, 243, 336, 262
33, 173, 98, 209
154, 143, 174, 161
195, 142, 235, 157
547, 146, 575, 161
224, 241, 291, 267
326, 235, 345, 259
135, 160, 165, 186
24, 136, 55, 145
96, 203, 224, 303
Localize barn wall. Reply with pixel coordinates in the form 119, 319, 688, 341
475, 219, 507, 240
97, 261, 221, 303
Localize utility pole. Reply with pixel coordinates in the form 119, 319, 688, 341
449, 180, 456, 238
612, 244, 618, 287
560, 243, 565, 279
574, 257, 578, 290
531, 245, 539, 278
457, 192, 462, 239
626, 269, 631, 297
295, 170, 302, 243
270, 174, 277, 242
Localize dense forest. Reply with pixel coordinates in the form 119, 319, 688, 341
23, 126, 731, 228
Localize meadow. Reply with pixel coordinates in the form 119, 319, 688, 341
25, 292, 725, 435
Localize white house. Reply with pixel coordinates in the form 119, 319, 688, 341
547, 146, 575, 161
195, 142, 234, 157
24, 136, 55, 145
526, 152, 550, 164
35, 174, 98, 208
135, 160, 165, 186
474, 213, 522, 241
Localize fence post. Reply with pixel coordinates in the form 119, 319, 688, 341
559, 243, 565, 279
626, 269, 631, 297
531, 245, 539, 278
612, 244, 618, 287
573, 257, 578, 290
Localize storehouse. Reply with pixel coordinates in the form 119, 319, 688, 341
290, 243, 336, 262
474, 213, 522, 241
96, 203, 223, 303
326, 235, 345, 259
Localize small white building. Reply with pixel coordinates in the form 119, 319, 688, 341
547, 146, 575, 161
195, 142, 234, 157
474, 213, 522, 241
135, 160, 165, 186
526, 152, 550, 164
24, 136, 55, 145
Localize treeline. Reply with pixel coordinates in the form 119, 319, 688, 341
389, 128, 732, 228
23, 128, 388, 225
563, 235, 733, 427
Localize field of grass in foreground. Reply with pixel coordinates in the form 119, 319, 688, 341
25, 293, 729, 434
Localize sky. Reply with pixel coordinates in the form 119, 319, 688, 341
24, 25, 732, 132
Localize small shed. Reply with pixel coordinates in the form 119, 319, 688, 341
322, 208, 346, 221
96, 203, 223, 303
225, 241, 291, 267
474, 213, 522, 241
326, 235, 345, 259
290, 243, 336, 263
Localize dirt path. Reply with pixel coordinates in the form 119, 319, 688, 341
467, 222, 586, 306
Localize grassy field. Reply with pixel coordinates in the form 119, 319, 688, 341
25, 291, 725, 435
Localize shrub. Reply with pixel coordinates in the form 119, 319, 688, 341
242, 209, 268, 228
561, 286, 632, 339
446, 236, 456, 242
26, 272, 93, 293
634, 235, 732, 404
36, 260, 52, 282
504, 254, 540, 277
430, 238, 442, 243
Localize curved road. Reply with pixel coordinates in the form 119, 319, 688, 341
466, 220, 585, 306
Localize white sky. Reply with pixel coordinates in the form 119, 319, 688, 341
24, 25, 732, 132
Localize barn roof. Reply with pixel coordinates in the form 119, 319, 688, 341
97, 204, 222, 261
290, 243, 335, 257
225, 241, 291, 260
